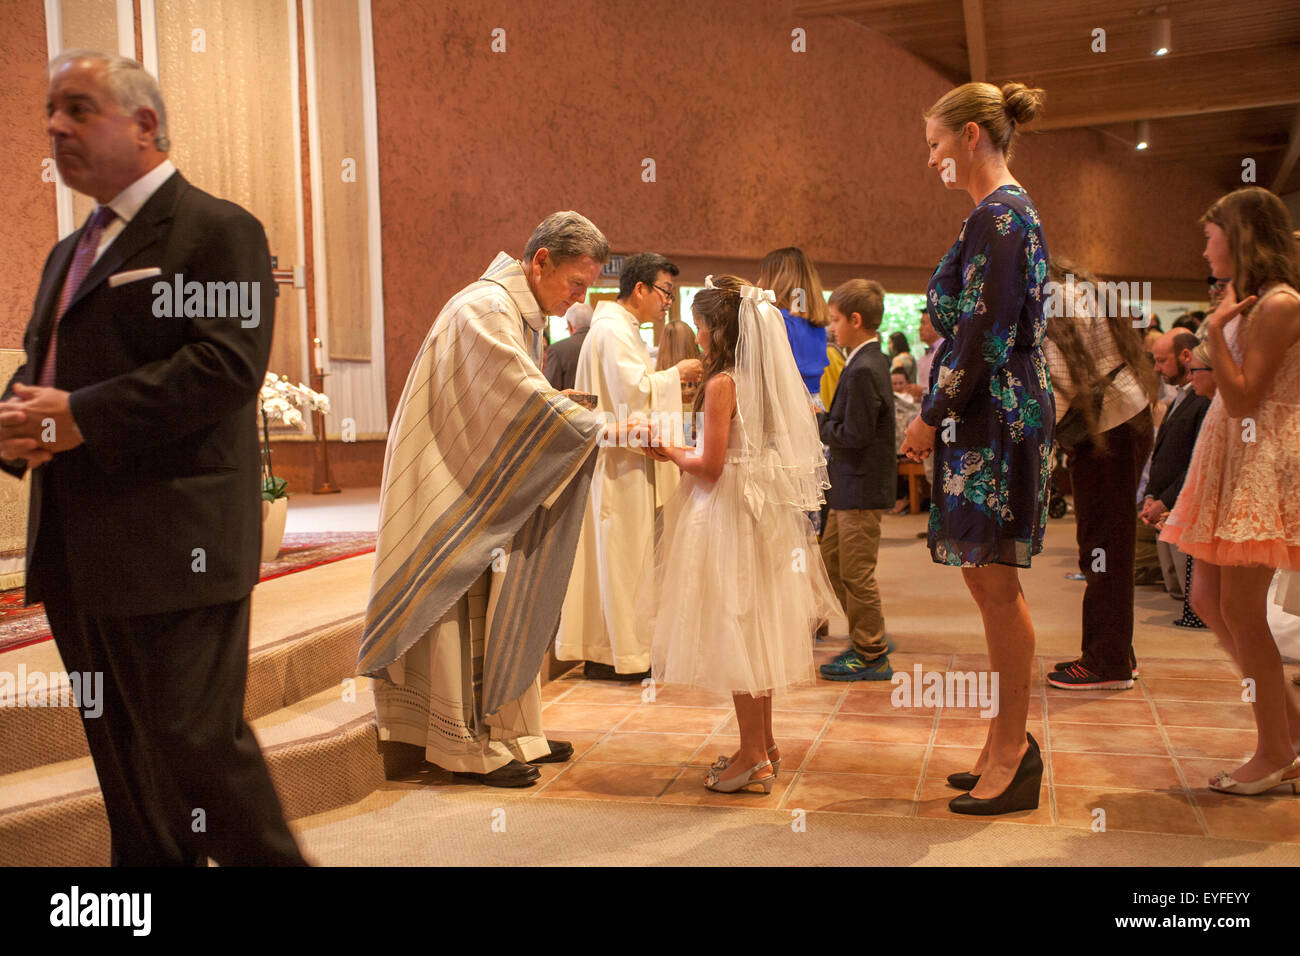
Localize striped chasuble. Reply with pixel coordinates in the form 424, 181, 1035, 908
358, 252, 602, 721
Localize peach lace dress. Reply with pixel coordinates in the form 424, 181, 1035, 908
1160, 284, 1300, 569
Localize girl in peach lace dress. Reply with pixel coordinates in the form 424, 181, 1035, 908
1161, 187, 1300, 795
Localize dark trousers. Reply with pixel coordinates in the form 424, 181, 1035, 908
1067, 408, 1154, 679
46, 595, 306, 866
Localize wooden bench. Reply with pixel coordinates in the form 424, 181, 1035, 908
898, 460, 929, 514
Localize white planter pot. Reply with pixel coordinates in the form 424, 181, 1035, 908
261, 496, 289, 563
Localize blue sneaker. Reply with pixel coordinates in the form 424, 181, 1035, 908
820, 651, 893, 682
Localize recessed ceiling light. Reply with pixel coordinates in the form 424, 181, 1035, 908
1136, 119, 1151, 150
1153, 17, 1171, 56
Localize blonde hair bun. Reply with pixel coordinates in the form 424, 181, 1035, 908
1001, 83, 1045, 125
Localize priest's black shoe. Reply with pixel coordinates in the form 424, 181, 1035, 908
454, 759, 539, 788
948, 733, 1042, 815
529, 740, 574, 764
584, 661, 650, 682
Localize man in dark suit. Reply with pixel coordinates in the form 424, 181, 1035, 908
1141, 330, 1211, 596
543, 301, 592, 390
818, 280, 897, 681
0, 50, 304, 865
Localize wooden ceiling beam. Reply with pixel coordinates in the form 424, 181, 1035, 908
791, 0, 934, 14
962, 0, 987, 81
1270, 104, 1300, 193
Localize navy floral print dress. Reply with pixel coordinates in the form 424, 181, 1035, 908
920, 184, 1054, 568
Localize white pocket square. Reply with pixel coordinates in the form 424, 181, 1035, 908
108, 267, 162, 288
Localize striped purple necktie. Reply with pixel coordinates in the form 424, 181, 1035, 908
38, 204, 117, 388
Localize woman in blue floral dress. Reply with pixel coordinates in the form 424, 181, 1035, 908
902, 80, 1053, 817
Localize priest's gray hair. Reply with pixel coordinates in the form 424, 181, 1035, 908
564, 302, 594, 331
50, 49, 171, 152
523, 211, 610, 266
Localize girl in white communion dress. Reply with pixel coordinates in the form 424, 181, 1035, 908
642, 275, 840, 794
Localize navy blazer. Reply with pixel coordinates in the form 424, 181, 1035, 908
1147, 388, 1211, 509
820, 339, 896, 511
0, 171, 275, 616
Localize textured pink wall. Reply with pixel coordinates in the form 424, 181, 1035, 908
1, 4, 58, 346
371, 0, 1222, 414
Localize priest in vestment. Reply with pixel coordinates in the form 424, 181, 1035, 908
556, 253, 702, 680
357, 212, 612, 788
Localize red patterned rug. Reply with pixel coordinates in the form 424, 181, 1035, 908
0, 531, 376, 655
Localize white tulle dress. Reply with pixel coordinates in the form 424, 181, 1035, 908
643, 372, 841, 697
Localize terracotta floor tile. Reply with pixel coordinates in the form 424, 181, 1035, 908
1199, 802, 1300, 843
1053, 786, 1204, 835
657, 766, 793, 807
823, 713, 934, 745
540, 681, 578, 703
618, 705, 730, 735
645, 684, 732, 708
1163, 725, 1259, 760
783, 771, 918, 817
690, 736, 816, 772
539, 702, 637, 733
922, 746, 984, 780
719, 711, 832, 739
1049, 752, 1185, 791
772, 684, 846, 713
1044, 684, 1142, 700
1154, 699, 1255, 731
581, 732, 709, 766
838, 689, 938, 717
555, 730, 607, 762
805, 739, 928, 776
556, 680, 651, 705
536, 762, 681, 802
842, 677, 902, 694
948, 654, 991, 669
1046, 697, 1157, 725
933, 718, 1044, 749
1048, 722, 1170, 756
1144, 677, 1248, 703
1138, 658, 1240, 680
915, 779, 1052, 824
886, 653, 957, 672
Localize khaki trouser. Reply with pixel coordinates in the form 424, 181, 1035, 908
1135, 514, 1162, 575
820, 509, 888, 659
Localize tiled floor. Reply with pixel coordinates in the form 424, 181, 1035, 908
380, 645, 1300, 844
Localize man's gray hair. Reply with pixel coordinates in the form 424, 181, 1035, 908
50, 49, 170, 152
523, 211, 610, 266
564, 302, 594, 332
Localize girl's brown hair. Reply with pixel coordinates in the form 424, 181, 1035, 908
925, 81, 1044, 162
1046, 256, 1159, 447
1200, 187, 1300, 301
655, 319, 700, 371
691, 275, 745, 415
756, 247, 829, 328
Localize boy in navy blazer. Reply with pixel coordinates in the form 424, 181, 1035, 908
818, 280, 897, 681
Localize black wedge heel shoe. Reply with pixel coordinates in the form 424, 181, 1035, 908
946, 771, 979, 791
948, 733, 1042, 815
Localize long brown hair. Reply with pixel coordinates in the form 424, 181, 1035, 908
1200, 187, 1300, 300
656, 319, 700, 371
691, 275, 745, 415
756, 247, 829, 328
1046, 257, 1158, 442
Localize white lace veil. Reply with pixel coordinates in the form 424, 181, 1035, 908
707, 276, 829, 517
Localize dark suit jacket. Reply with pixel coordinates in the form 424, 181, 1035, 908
820, 339, 896, 511
1147, 388, 1211, 509
543, 328, 588, 391
1, 171, 275, 617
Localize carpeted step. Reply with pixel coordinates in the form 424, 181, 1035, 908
0, 681, 384, 866
0, 613, 366, 777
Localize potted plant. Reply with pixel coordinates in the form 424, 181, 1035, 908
259, 372, 331, 561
